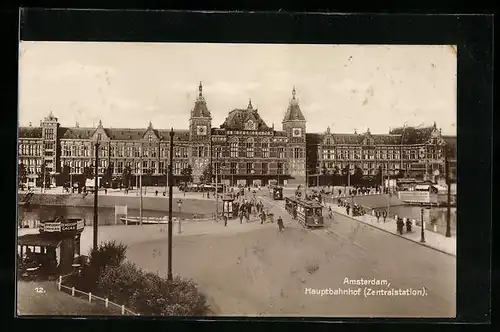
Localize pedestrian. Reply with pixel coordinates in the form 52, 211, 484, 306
104, 188, 107, 195
382, 210, 387, 223
239, 210, 244, 224
328, 206, 333, 219
260, 211, 266, 224
346, 204, 350, 215
376, 210, 380, 223
277, 216, 284, 232
397, 217, 404, 235
224, 215, 228, 227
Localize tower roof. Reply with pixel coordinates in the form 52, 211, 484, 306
283, 86, 305, 122
191, 82, 211, 118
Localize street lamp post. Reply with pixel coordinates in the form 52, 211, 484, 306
420, 208, 426, 243
215, 154, 219, 221
167, 128, 174, 281
445, 146, 452, 237
93, 138, 100, 251
177, 199, 182, 234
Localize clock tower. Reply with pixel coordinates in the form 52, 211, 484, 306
189, 82, 212, 181
282, 86, 307, 185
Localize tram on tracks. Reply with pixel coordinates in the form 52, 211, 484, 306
285, 197, 324, 228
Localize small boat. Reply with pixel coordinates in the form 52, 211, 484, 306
120, 216, 178, 225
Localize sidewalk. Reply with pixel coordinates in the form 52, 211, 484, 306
325, 203, 456, 257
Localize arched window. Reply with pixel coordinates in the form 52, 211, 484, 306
230, 138, 239, 158
261, 138, 270, 158
325, 138, 332, 146
246, 138, 254, 158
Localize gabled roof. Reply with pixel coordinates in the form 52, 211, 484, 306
59, 127, 95, 140
283, 87, 305, 122
390, 125, 438, 144
157, 129, 191, 142
220, 100, 271, 131
19, 127, 43, 139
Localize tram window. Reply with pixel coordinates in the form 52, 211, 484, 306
315, 208, 322, 216
306, 209, 312, 216
34, 246, 41, 253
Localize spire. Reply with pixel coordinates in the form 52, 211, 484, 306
191, 82, 211, 119
327, 126, 331, 134
148, 120, 153, 129
248, 98, 253, 109
367, 127, 371, 134
283, 87, 305, 122
433, 121, 437, 129
75, 121, 79, 128
98, 119, 102, 127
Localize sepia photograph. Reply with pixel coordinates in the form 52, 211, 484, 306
17, 42, 457, 317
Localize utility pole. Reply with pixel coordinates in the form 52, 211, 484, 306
420, 208, 425, 243
215, 153, 219, 221
445, 146, 451, 237
168, 128, 174, 281
317, 164, 320, 189
93, 138, 100, 251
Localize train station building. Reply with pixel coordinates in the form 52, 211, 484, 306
18, 82, 456, 188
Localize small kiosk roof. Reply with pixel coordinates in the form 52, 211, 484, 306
18, 234, 62, 248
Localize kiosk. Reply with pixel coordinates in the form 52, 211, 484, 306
222, 195, 235, 219
17, 216, 85, 277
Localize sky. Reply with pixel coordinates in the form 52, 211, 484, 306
18, 42, 457, 135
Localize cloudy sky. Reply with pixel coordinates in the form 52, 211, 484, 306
18, 42, 457, 135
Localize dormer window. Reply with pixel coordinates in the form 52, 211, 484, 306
97, 133, 102, 141
148, 134, 152, 142
245, 120, 255, 130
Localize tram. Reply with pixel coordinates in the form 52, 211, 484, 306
285, 197, 324, 228
271, 186, 283, 200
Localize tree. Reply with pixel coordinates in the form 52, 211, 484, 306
199, 164, 212, 184
321, 164, 329, 175
103, 165, 113, 188
376, 166, 383, 187
353, 166, 364, 186
60, 164, 70, 187
18, 163, 27, 187
36, 162, 50, 188
82, 166, 93, 180
181, 165, 193, 183
122, 165, 132, 189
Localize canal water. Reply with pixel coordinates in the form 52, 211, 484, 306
18, 205, 198, 226
384, 205, 456, 237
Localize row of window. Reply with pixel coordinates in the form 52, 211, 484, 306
59, 145, 191, 158
18, 144, 43, 156
321, 149, 443, 161
321, 162, 403, 171
213, 162, 285, 175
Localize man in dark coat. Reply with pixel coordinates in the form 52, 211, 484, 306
277, 216, 284, 232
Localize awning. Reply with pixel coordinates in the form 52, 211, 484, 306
18, 234, 62, 248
